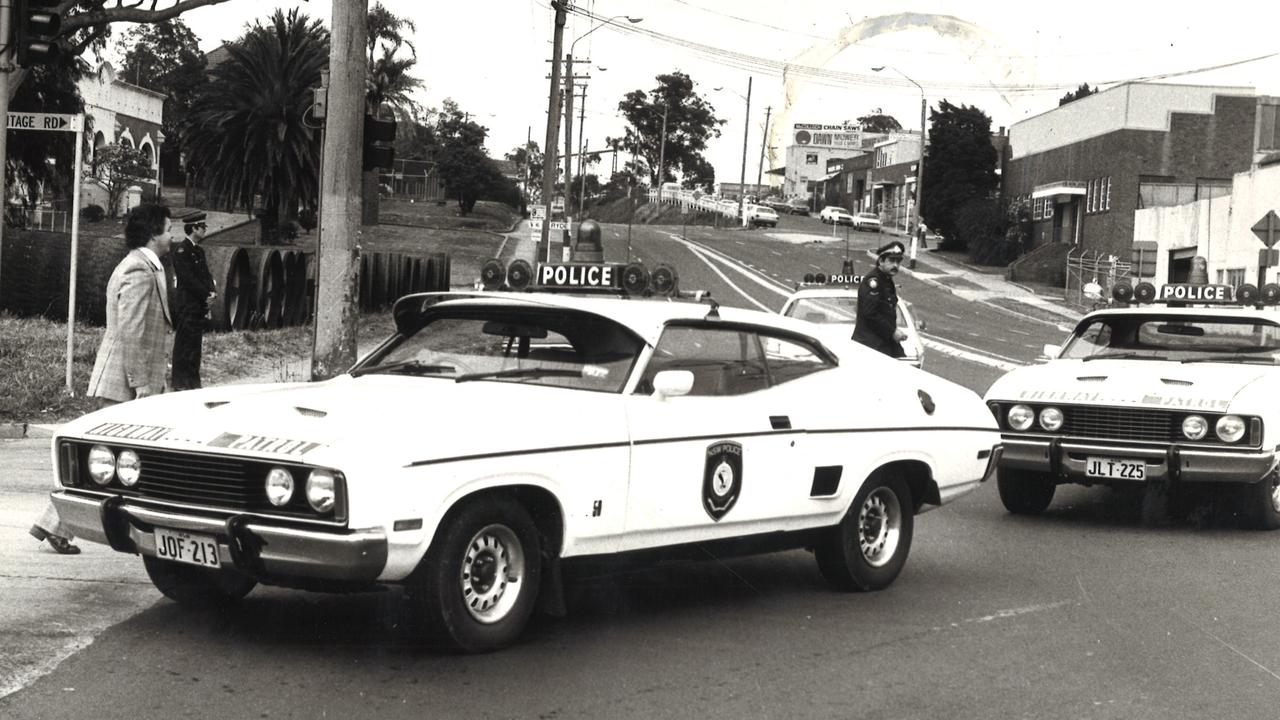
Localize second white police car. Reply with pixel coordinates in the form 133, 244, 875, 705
985, 280, 1280, 527
780, 269, 926, 368
47, 259, 1000, 651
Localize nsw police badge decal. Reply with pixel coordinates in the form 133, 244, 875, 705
703, 441, 743, 521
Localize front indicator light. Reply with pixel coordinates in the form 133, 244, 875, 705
88, 445, 116, 486
1182, 415, 1208, 440
265, 467, 295, 506
117, 450, 141, 487
306, 469, 337, 513
1038, 407, 1064, 431
1216, 415, 1246, 443
1008, 404, 1034, 431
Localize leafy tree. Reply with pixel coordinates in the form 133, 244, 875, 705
4, 51, 88, 215
919, 99, 999, 250
435, 101, 503, 215
616, 72, 723, 185
116, 19, 208, 186
1059, 83, 1098, 106
679, 155, 716, 192
363, 2, 423, 223
90, 143, 153, 217
505, 141, 543, 203
182, 9, 329, 240
856, 110, 903, 133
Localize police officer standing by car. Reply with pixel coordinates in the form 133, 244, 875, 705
170, 210, 216, 390
853, 240, 908, 358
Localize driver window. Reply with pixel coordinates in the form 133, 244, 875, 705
638, 326, 768, 396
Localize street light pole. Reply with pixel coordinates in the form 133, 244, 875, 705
540, 1, 568, 261
873, 65, 926, 268
756, 105, 771, 197
738, 76, 752, 227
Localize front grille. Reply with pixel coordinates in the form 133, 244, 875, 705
67, 442, 342, 522
1064, 406, 1176, 442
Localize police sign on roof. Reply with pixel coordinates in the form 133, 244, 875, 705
6, 112, 84, 132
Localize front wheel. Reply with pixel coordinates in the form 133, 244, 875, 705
815, 474, 913, 591
142, 555, 256, 606
997, 469, 1056, 515
1247, 471, 1280, 530
407, 496, 542, 652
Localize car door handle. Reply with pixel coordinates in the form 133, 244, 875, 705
770, 415, 791, 430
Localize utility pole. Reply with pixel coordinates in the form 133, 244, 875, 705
540, 1, 567, 260
0, 0, 12, 297
312, 0, 368, 380
656, 104, 668, 189
738, 76, 752, 227
756, 105, 771, 196
579, 138, 589, 213
562, 53, 575, 218
575, 83, 588, 202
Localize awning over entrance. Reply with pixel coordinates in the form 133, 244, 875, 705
1032, 180, 1087, 199
872, 180, 896, 189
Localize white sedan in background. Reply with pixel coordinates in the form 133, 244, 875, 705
781, 278, 927, 368
850, 212, 883, 233
819, 206, 856, 225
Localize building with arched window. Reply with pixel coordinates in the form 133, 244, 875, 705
79, 63, 165, 214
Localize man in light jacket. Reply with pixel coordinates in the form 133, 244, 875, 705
30, 204, 174, 554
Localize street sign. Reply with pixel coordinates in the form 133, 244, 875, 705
6, 112, 83, 132
1261, 249, 1279, 267
528, 219, 544, 231
549, 220, 569, 231
1252, 210, 1280, 248
530, 206, 546, 220
551, 196, 566, 213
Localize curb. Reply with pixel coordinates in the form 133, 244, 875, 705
0, 422, 58, 439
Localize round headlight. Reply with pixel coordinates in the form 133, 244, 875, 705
117, 449, 141, 487
1182, 415, 1209, 440
306, 469, 337, 513
88, 444, 116, 486
1038, 407, 1064, 432
1216, 415, 1246, 443
1008, 404, 1034, 431
265, 467, 295, 507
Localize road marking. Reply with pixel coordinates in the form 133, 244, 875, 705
681, 244, 775, 312
809, 264, 822, 270
945, 312, 963, 320
669, 235, 792, 297
1008, 328, 1032, 336
921, 332, 1026, 370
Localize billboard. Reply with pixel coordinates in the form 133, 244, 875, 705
793, 123, 862, 149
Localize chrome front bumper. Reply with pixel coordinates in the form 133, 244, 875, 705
1000, 437, 1277, 484
51, 491, 387, 583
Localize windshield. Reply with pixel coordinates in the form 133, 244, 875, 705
353, 307, 645, 392
1059, 314, 1280, 363
784, 296, 908, 328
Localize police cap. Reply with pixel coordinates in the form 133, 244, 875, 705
876, 240, 906, 258
176, 208, 208, 225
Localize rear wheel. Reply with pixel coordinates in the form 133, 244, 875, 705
407, 496, 542, 652
997, 469, 1056, 515
142, 555, 256, 606
815, 474, 913, 591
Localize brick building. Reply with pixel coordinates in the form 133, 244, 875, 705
80, 62, 165, 212
1004, 83, 1267, 268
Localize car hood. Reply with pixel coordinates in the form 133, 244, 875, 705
984, 359, 1272, 413
58, 376, 626, 468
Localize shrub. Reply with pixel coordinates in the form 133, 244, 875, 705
298, 208, 317, 233
81, 204, 106, 223
954, 198, 1014, 266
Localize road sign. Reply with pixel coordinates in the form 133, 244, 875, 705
549, 220, 569, 231
6, 112, 83, 132
530, 206, 546, 220
528, 219, 544, 231
1252, 210, 1280, 248
1261, 249, 1279, 267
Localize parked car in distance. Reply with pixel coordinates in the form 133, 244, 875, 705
785, 199, 811, 215
851, 212, 882, 232
819, 206, 856, 226
744, 204, 779, 228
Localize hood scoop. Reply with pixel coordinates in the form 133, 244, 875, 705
295, 406, 328, 418
1161, 378, 1193, 386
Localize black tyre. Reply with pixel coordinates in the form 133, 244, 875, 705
409, 496, 542, 652
142, 555, 256, 606
815, 474, 914, 592
1247, 471, 1280, 530
997, 469, 1056, 515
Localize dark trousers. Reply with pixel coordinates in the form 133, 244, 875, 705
171, 313, 206, 390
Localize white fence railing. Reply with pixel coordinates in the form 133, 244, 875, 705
1066, 247, 1132, 309
647, 187, 742, 219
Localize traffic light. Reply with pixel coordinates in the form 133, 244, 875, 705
362, 114, 396, 171
13, 0, 63, 68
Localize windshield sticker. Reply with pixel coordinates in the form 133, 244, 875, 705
208, 433, 322, 456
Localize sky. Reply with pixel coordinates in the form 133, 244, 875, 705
110, 0, 1280, 185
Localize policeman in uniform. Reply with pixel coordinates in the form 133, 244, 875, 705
853, 240, 908, 358
170, 210, 216, 389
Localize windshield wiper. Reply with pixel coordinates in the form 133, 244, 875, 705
1081, 352, 1153, 362
1181, 355, 1278, 365
454, 367, 582, 383
350, 361, 457, 378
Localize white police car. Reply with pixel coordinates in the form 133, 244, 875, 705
47, 260, 1000, 652
779, 270, 926, 368
985, 280, 1280, 527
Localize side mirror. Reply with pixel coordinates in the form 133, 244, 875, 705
915, 317, 927, 331
1042, 343, 1061, 359
652, 370, 694, 398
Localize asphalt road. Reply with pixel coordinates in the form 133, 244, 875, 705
5, 220, 1280, 719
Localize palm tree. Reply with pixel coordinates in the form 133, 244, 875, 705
182, 9, 329, 240
362, 3, 422, 224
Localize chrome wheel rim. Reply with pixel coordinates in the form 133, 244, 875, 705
858, 487, 903, 568
460, 524, 525, 624
1269, 476, 1280, 514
